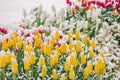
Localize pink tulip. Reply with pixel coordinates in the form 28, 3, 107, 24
38, 29, 44, 34
75, 5, 79, 10
0, 27, 8, 34
88, 1, 95, 6
25, 33, 30, 37
104, 2, 112, 8
66, 0, 72, 6
55, 42, 61, 47
60, 35, 63, 39
19, 24, 25, 29
72, 10, 75, 15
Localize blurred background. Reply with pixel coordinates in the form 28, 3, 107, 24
0, 0, 66, 25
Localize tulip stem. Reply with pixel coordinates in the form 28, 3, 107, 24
13, 74, 16, 80
26, 71, 29, 80
32, 65, 34, 78
42, 77, 44, 80
2, 67, 5, 80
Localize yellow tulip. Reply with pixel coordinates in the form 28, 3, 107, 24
76, 41, 82, 53
68, 32, 72, 40
77, 0, 81, 2
87, 62, 92, 74
56, 47, 61, 58
6, 52, 11, 63
81, 54, 86, 64
84, 62, 92, 78
100, 52, 104, 59
98, 59, 105, 74
0, 55, 7, 67
50, 36, 56, 47
84, 0, 88, 3
52, 69, 58, 80
61, 74, 66, 80
64, 59, 70, 71
69, 68, 75, 80
69, 40, 75, 53
50, 56, 55, 67
16, 36, 23, 49
42, 65, 47, 77
75, 30, 80, 40
60, 42, 67, 54
2, 39, 8, 51
54, 55, 59, 65
8, 39, 12, 48
46, 45, 52, 56
70, 55, 78, 67
29, 53, 36, 65
23, 58, 30, 71
89, 50, 95, 59
12, 33, 17, 46
94, 62, 99, 74
28, 46, 34, 54
89, 5, 94, 11
41, 43, 45, 54
91, 39, 96, 50
11, 58, 18, 74
23, 42, 27, 51
55, 30, 60, 41
114, 10, 119, 16
94, 59, 105, 74
84, 67, 89, 79
39, 55, 45, 67
34, 37, 42, 48
83, 35, 88, 45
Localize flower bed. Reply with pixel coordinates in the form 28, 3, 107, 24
0, 0, 120, 79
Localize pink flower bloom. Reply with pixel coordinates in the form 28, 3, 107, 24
75, 5, 79, 10
25, 33, 30, 37
60, 35, 63, 39
15, 48, 19, 52
88, 1, 95, 6
118, 8, 120, 12
38, 29, 44, 34
0, 27, 8, 34
19, 24, 25, 29
104, 2, 112, 8
6, 38, 9, 42
72, 10, 75, 15
116, 0, 119, 2
66, 0, 72, 6
96, 1, 105, 8
55, 42, 61, 47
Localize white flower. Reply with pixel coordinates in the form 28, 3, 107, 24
86, 10, 91, 18
38, 4, 43, 14
51, 5, 56, 12
23, 9, 27, 18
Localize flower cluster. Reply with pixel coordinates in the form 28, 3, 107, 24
0, 27, 107, 79
0, 0, 120, 79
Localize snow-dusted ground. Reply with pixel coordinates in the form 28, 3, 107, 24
0, 0, 66, 25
